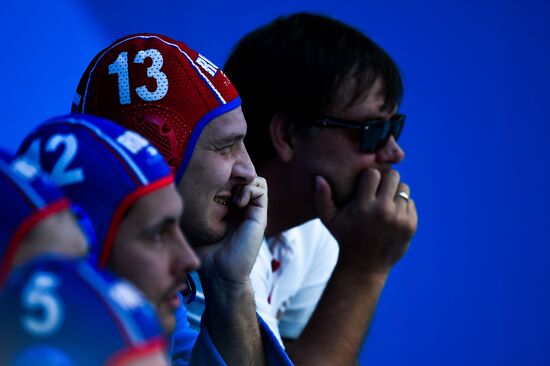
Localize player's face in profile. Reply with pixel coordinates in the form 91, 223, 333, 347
13, 209, 88, 268
293, 77, 405, 207
177, 107, 256, 246
110, 184, 200, 334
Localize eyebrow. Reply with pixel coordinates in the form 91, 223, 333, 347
357, 111, 401, 122
141, 216, 178, 237
211, 133, 245, 146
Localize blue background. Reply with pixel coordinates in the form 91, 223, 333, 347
1, 0, 548, 364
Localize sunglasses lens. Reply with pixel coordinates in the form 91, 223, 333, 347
361, 118, 405, 153
392, 119, 404, 141
361, 123, 384, 152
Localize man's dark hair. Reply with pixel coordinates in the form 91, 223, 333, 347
224, 12, 403, 165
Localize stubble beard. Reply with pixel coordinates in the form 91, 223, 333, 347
181, 214, 227, 247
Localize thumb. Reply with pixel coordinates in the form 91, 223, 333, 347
314, 175, 338, 225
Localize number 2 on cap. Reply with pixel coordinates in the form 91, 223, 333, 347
108, 49, 169, 105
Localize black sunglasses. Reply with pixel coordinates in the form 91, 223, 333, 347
312, 114, 406, 153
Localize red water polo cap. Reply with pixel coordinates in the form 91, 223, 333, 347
72, 33, 240, 181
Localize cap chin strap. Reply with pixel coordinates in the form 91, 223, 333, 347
181, 274, 197, 304
71, 203, 96, 263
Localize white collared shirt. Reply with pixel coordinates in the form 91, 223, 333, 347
250, 219, 339, 345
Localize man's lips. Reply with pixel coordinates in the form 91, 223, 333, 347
167, 292, 181, 310
164, 282, 188, 310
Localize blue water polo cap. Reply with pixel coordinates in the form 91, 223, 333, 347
17, 114, 174, 268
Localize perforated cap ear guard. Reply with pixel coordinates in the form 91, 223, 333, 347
70, 203, 96, 262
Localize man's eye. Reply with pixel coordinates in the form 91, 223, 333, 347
216, 144, 232, 154
151, 228, 170, 244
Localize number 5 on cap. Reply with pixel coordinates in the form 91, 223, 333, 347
21, 272, 64, 337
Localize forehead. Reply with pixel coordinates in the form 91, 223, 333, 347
32, 209, 81, 238
327, 77, 397, 121
199, 106, 247, 142
128, 185, 182, 221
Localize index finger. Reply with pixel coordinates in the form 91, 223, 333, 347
377, 169, 401, 201
355, 168, 382, 203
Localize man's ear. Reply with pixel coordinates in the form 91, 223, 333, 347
268, 113, 295, 162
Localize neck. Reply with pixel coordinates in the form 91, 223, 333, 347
258, 160, 317, 238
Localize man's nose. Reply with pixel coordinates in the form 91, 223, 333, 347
171, 229, 201, 277
376, 135, 405, 164
232, 144, 257, 184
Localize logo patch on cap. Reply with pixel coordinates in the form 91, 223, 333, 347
196, 54, 219, 77
117, 130, 149, 154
